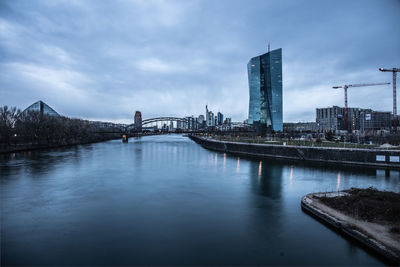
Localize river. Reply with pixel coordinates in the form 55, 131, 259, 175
1, 134, 399, 265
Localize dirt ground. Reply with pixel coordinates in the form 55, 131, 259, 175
315, 187, 400, 233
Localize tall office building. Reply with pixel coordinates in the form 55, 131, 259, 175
205, 105, 215, 127
134, 111, 142, 132
206, 105, 210, 126
217, 112, 223, 126
248, 48, 283, 132
198, 115, 205, 129
186, 116, 195, 130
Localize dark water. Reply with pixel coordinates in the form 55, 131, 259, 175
1, 135, 399, 266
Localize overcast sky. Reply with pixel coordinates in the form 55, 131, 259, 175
1, 0, 399, 123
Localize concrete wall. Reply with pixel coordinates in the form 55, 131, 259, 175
189, 135, 400, 169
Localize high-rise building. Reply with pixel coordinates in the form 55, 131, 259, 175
198, 115, 205, 129
206, 105, 209, 126
134, 111, 142, 132
198, 115, 205, 123
205, 105, 215, 127
248, 48, 283, 132
186, 116, 196, 130
217, 112, 223, 126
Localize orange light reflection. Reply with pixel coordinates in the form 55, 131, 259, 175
289, 166, 293, 185
223, 153, 226, 168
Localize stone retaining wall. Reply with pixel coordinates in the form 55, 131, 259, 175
189, 135, 400, 169
301, 193, 399, 265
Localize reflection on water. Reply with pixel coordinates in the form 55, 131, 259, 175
337, 172, 341, 191
289, 165, 294, 185
251, 161, 283, 199
1, 135, 398, 266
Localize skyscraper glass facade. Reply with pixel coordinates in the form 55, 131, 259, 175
247, 48, 283, 132
23, 100, 60, 116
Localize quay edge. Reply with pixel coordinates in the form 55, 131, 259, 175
189, 135, 400, 169
301, 193, 400, 265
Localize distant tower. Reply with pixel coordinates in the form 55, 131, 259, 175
268, 41, 270, 52
217, 112, 223, 126
206, 105, 210, 127
248, 47, 283, 132
134, 111, 142, 132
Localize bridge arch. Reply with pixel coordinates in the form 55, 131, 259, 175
141, 117, 187, 126
126, 117, 190, 131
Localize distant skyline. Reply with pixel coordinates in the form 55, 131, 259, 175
1, 0, 399, 123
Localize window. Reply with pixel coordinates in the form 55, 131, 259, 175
376, 155, 385, 162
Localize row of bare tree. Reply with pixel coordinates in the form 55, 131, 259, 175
0, 105, 122, 149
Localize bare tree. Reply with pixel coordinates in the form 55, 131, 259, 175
0, 106, 21, 145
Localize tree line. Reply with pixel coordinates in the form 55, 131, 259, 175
0, 105, 123, 150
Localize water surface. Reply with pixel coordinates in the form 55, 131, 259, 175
1, 135, 399, 265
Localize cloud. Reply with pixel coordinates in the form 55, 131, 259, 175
137, 58, 185, 73
0, 0, 399, 123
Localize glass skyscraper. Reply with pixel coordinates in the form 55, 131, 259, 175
247, 48, 283, 132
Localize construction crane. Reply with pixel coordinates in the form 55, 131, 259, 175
332, 82, 390, 131
379, 68, 400, 131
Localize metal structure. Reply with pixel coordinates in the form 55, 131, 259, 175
332, 82, 390, 131
126, 117, 189, 131
379, 68, 400, 131
141, 117, 187, 126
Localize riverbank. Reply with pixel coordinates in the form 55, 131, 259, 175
0, 135, 122, 154
211, 135, 382, 149
301, 189, 400, 265
189, 135, 400, 169
0, 133, 174, 154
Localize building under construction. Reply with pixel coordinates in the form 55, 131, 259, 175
316, 106, 392, 133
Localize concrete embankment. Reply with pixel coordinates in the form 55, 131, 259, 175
189, 135, 400, 169
301, 193, 400, 265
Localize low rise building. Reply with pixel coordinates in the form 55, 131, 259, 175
316, 106, 392, 133
360, 111, 392, 132
284, 122, 317, 132
316, 106, 344, 132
